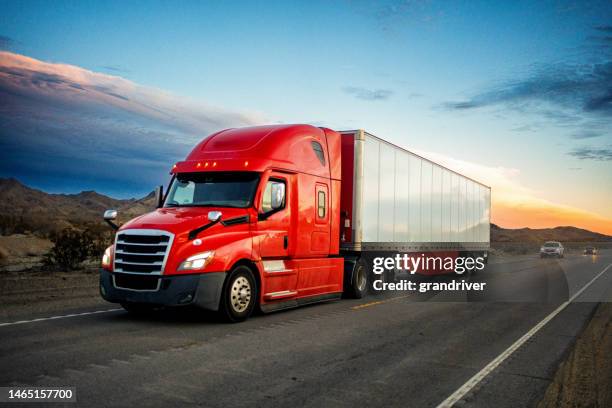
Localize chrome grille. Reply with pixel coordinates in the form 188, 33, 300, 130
114, 229, 173, 274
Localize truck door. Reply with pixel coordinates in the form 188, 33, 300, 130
257, 172, 291, 258
256, 172, 299, 302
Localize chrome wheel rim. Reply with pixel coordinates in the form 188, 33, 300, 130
230, 276, 251, 313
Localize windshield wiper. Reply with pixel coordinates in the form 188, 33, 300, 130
188, 217, 222, 240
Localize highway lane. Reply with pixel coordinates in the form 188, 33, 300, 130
0, 251, 610, 407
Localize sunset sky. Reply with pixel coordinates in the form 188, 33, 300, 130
1, 1, 611, 234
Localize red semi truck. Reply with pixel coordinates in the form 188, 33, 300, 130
100, 124, 490, 321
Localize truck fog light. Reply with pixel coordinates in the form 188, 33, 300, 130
100, 284, 106, 296
178, 293, 194, 304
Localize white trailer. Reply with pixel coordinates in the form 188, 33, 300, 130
339, 130, 490, 253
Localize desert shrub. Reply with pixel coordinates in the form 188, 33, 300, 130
44, 228, 99, 270
84, 223, 115, 255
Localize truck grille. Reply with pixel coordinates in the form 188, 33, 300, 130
114, 229, 173, 274
113, 273, 160, 291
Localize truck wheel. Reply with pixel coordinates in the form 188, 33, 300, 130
219, 265, 257, 323
120, 302, 156, 315
347, 261, 368, 299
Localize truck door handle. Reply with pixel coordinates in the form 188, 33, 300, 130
283, 236, 288, 249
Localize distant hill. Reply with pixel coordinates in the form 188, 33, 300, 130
490, 223, 612, 243
0, 178, 155, 235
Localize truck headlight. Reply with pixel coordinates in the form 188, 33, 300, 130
178, 251, 214, 271
101, 246, 113, 270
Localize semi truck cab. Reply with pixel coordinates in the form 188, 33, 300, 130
100, 124, 347, 322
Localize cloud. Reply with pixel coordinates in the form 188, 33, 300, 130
349, 0, 442, 34
343, 86, 393, 101
100, 65, 131, 74
0, 35, 13, 49
414, 149, 612, 235
510, 124, 536, 132
0, 51, 266, 196
442, 26, 612, 145
571, 129, 603, 139
443, 61, 612, 116
568, 146, 612, 161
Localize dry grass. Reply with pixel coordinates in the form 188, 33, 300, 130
537, 303, 612, 408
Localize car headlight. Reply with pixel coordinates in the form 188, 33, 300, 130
101, 245, 113, 270
178, 251, 214, 271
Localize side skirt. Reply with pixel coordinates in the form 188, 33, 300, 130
260, 292, 342, 313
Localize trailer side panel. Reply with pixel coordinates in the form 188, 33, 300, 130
340, 130, 490, 252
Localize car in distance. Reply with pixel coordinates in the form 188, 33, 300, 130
540, 241, 564, 258
584, 246, 597, 255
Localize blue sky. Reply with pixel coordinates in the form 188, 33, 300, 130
0, 0, 611, 231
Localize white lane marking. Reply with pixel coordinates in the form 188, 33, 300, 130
0, 308, 123, 328
436, 262, 612, 408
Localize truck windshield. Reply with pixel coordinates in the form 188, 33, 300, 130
164, 172, 260, 208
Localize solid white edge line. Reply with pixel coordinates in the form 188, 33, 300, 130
0, 308, 123, 328
436, 262, 612, 408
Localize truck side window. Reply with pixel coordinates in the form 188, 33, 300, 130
317, 190, 326, 218
311, 141, 326, 166
261, 179, 286, 214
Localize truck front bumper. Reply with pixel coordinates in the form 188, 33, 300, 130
99, 269, 226, 311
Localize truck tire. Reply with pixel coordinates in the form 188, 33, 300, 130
120, 302, 156, 315
219, 265, 257, 323
347, 261, 368, 299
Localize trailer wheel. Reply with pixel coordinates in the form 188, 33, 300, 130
347, 261, 368, 299
219, 265, 257, 323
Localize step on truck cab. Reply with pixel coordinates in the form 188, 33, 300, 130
100, 124, 490, 321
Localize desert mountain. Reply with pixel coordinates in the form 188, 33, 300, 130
490, 223, 611, 243
1, 178, 155, 234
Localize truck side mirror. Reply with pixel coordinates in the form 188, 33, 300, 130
103, 209, 118, 230
155, 185, 164, 208
104, 209, 117, 220
270, 182, 285, 210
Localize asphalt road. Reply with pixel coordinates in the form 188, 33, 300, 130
1, 251, 611, 408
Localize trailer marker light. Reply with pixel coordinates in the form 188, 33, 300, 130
196, 162, 201, 168
212, 161, 217, 167
244, 161, 249, 167
205, 162, 209, 168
